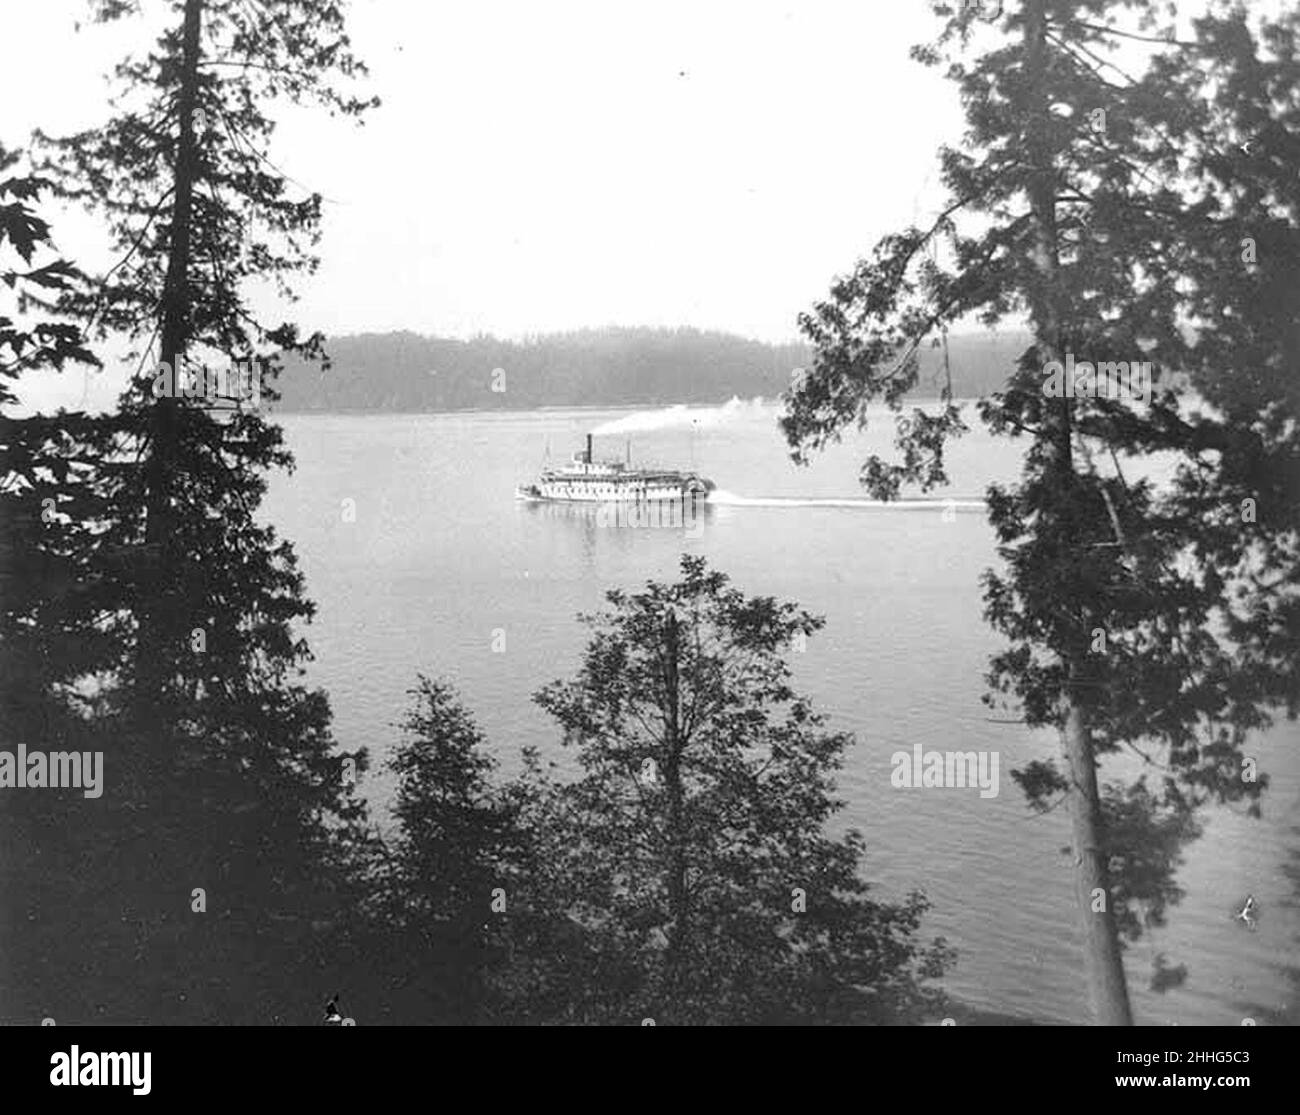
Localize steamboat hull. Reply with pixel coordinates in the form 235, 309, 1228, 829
517, 433, 713, 504
515, 482, 710, 503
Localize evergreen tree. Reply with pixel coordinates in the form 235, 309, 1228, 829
1154, 4, 1300, 718
532, 556, 954, 1024
4, 0, 378, 1022
365, 677, 526, 1023
781, 0, 1298, 1023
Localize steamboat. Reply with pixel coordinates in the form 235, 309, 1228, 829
515, 434, 714, 503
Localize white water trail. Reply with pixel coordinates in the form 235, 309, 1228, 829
708, 490, 985, 511
588, 402, 985, 511
591, 397, 767, 436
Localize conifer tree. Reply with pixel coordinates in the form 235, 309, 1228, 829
6, 0, 378, 1022
367, 677, 527, 1022
533, 556, 954, 1024
781, 0, 1298, 1023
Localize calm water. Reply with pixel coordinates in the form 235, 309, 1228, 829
263, 402, 1299, 1026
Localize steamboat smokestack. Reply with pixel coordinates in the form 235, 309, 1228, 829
586, 433, 593, 464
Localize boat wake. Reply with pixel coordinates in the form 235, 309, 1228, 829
590, 398, 767, 436
708, 490, 985, 511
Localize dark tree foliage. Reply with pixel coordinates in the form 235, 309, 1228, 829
32, 0, 376, 730
528, 556, 954, 1024
2, 0, 378, 1023
1152, 8, 1300, 721
358, 677, 528, 1023
0, 149, 110, 1022
781, 0, 1298, 1021
0, 145, 102, 728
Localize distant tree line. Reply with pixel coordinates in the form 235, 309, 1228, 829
273, 326, 1027, 412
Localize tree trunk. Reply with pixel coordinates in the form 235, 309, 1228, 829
662, 609, 690, 992
1062, 699, 1133, 1023
138, 0, 203, 709
1023, 0, 1133, 1026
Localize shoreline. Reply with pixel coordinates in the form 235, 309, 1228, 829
271, 397, 983, 419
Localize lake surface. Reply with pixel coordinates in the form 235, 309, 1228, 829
263, 402, 1299, 1026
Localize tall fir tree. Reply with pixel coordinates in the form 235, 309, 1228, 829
781, 0, 1298, 1023
5, 0, 379, 1022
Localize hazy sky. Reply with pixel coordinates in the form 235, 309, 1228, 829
4, 0, 965, 350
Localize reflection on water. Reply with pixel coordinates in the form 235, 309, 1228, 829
516, 496, 711, 560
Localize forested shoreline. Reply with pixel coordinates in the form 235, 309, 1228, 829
272, 327, 1029, 412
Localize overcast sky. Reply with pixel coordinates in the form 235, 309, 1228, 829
4, 0, 965, 353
